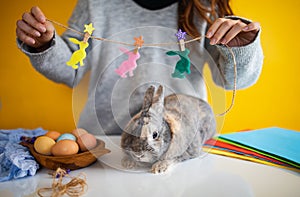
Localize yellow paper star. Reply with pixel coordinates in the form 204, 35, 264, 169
134, 36, 144, 48
84, 23, 95, 35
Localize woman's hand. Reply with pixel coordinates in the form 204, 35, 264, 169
16, 6, 55, 50
206, 18, 260, 47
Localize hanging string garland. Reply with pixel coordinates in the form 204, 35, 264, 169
44, 19, 237, 115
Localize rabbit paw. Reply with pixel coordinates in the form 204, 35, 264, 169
121, 157, 137, 169
151, 160, 172, 174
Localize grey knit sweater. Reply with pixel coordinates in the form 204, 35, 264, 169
19, 0, 263, 135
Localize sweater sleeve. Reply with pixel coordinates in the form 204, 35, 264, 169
205, 16, 264, 90
17, 0, 90, 87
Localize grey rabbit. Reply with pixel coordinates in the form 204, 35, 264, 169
121, 85, 216, 173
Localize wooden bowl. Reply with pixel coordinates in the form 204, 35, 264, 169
20, 139, 110, 170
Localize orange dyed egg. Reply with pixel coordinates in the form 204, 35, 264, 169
51, 140, 79, 156
77, 133, 97, 152
34, 136, 56, 155
71, 128, 88, 138
45, 131, 61, 140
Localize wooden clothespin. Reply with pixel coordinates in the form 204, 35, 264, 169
83, 23, 95, 43
179, 39, 185, 51
175, 29, 187, 51
83, 33, 90, 43
133, 36, 144, 54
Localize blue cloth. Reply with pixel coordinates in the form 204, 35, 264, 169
0, 128, 46, 182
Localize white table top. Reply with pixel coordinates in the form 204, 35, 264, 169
0, 136, 299, 197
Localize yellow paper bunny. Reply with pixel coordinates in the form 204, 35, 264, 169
66, 38, 89, 69
66, 23, 95, 69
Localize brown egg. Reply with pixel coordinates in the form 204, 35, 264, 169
77, 133, 97, 152
51, 139, 79, 156
45, 131, 61, 140
71, 128, 88, 138
34, 136, 56, 155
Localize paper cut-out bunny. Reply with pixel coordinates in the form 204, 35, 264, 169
166, 49, 191, 78
115, 47, 140, 78
66, 38, 89, 69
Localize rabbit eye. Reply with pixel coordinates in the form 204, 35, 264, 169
152, 131, 158, 139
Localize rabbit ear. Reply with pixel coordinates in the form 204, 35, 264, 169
152, 85, 164, 104
166, 51, 178, 56
140, 86, 164, 138
141, 86, 155, 113
150, 85, 164, 114
69, 38, 80, 44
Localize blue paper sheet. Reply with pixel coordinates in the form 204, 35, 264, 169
219, 127, 300, 165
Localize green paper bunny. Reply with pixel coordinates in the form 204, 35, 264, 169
166, 49, 191, 79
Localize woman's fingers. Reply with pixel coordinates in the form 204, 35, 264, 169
16, 6, 55, 49
206, 18, 260, 46
16, 27, 36, 45
206, 18, 238, 45
17, 19, 41, 38
16, 12, 42, 47
213, 20, 240, 45
206, 18, 225, 38
30, 6, 46, 23
21, 12, 46, 33
243, 21, 260, 32
220, 21, 247, 45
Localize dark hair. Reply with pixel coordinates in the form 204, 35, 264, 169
178, 0, 234, 37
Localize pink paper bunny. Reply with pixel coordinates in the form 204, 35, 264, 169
115, 47, 140, 78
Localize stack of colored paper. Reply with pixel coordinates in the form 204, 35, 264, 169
203, 127, 300, 172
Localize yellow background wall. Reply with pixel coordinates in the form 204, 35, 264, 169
0, 0, 299, 133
